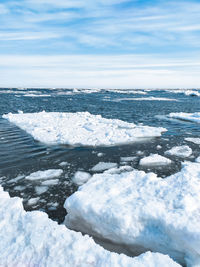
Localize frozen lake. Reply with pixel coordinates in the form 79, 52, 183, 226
0, 88, 200, 223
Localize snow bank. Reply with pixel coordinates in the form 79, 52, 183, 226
2, 112, 167, 146
168, 112, 200, 123
65, 161, 200, 266
139, 154, 172, 166
165, 145, 192, 158
0, 186, 179, 267
25, 169, 63, 181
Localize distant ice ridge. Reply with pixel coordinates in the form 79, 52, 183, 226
168, 112, 200, 123
65, 161, 200, 266
0, 186, 180, 266
2, 112, 167, 146
114, 97, 179, 102
139, 154, 172, 166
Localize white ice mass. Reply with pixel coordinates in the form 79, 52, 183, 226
165, 145, 192, 158
185, 138, 200, 145
65, 161, 200, 266
91, 162, 118, 172
2, 112, 167, 146
168, 112, 200, 123
0, 185, 180, 266
25, 169, 63, 181
72, 171, 92, 185
139, 154, 172, 166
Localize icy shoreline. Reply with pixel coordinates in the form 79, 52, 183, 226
0, 185, 180, 266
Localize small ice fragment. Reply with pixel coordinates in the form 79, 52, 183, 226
25, 169, 63, 181
196, 156, 200, 163
120, 156, 136, 162
91, 162, 117, 172
139, 154, 172, 166
165, 145, 192, 158
35, 186, 48, 195
97, 153, 104, 157
72, 171, 91, 186
41, 179, 59, 186
27, 197, 40, 205
7, 175, 25, 184
59, 162, 69, 167
156, 145, 162, 150
13, 186, 25, 191
104, 165, 133, 174
185, 138, 200, 145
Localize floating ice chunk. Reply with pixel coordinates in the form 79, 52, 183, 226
59, 161, 69, 167
184, 90, 200, 97
168, 112, 200, 123
165, 145, 192, 158
27, 197, 40, 205
196, 156, 200, 163
104, 165, 133, 174
185, 138, 200, 145
91, 162, 118, 172
65, 161, 200, 266
0, 186, 179, 266
7, 175, 25, 184
25, 169, 63, 181
120, 156, 137, 162
13, 186, 25, 191
2, 112, 167, 146
72, 171, 91, 186
35, 186, 48, 195
114, 97, 179, 102
97, 152, 104, 157
41, 179, 59, 186
139, 154, 172, 166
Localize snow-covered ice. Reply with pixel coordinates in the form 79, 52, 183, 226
168, 112, 200, 123
0, 186, 180, 266
91, 162, 118, 172
185, 137, 200, 145
65, 161, 200, 266
2, 111, 167, 146
25, 169, 63, 181
139, 154, 172, 166
165, 145, 192, 158
72, 171, 92, 185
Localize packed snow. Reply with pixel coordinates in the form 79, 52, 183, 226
2, 111, 167, 146
185, 137, 200, 145
168, 112, 200, 123
165, 145, 192, 158
72, 171, 92, 185
65, 161, 200, 266
139, 154, 172, 166
91, 162, 118, 172
0, 186, 180, 266
25, 169, 63, 181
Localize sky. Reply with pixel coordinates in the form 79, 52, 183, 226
0, 0, 200, 89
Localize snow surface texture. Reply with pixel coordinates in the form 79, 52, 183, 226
65, 161, 200, 266
2, 112, 167, 146
0, 186, 180, 267
165, 146, 192, 158
25, 169, 63, 181
168, 112, 200, 123
139, 154, 172, 166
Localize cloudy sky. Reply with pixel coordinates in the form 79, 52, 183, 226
0, 0, 200, 88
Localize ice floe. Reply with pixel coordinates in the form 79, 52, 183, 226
185, 138, 200, 145
139, 154, 172, 166
65, 161, 200, 266
165, 145, 192, 158
120, 156, 137, 162
2, 111, 167, 146
91, 162, 118, 172
114, 97, 179, 102
72, 171, 92, 185
168, 112, 200, 123
0, 186, 180, 266
25, 169, 63, 181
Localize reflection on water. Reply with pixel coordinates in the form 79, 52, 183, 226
0, 88, 200, 223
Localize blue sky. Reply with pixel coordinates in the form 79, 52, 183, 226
0, 0, 200, 88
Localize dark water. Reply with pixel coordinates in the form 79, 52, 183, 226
0, 88, 200, 223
